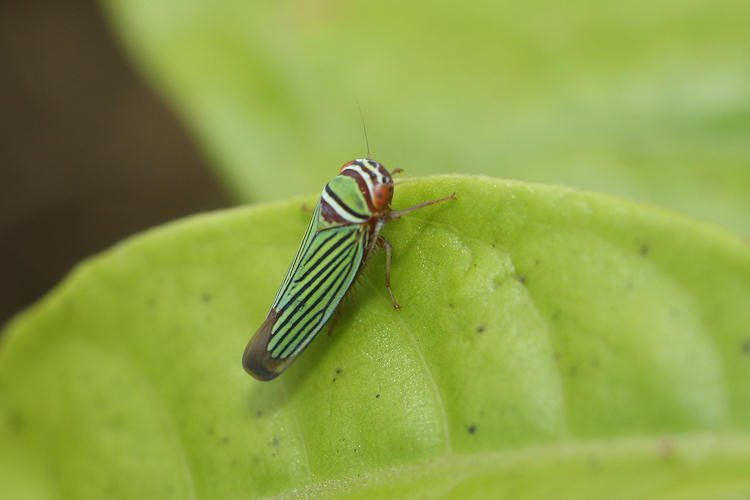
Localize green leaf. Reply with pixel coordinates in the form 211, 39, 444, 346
2, 176, 750, 498
100, 0, 750, 234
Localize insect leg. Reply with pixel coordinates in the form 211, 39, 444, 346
377, 235, 401, 309
387, 193, 456, 220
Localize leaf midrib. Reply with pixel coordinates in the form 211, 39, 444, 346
268, 433, 750, 499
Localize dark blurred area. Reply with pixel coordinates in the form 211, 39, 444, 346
0, 0, 232, 327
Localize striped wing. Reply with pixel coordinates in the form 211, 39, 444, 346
269, 223, 365, 356
243, 207, 366, 380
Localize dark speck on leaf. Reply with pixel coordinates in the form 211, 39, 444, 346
256, 410, 263, 417
518, 274, 526, 284
332, 378, 336, 382
221, 436, 230, 444
468, 425, 476, 434
640, 244, 649, 256
272, 437, 280, 447
449, 302, 454, 308
336, 368, 343, 375
476, 325, 485, 334
741, 339, 750, 355
202, 293, 212, 303
375, 394, 380, 398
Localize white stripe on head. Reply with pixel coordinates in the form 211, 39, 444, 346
342, 162, 375, 200
363, 159, 391, 185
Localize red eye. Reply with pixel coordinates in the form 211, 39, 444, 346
373, 184, 392, 210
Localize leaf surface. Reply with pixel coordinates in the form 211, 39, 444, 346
2, 176, 750, 498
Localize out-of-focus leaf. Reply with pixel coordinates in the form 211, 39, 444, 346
101, 0, 750, 234
1, 176, 749, 498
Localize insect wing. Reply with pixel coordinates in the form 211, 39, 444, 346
243, 217, 366, 380
270, 224, 365, 356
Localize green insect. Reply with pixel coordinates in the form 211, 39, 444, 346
242, 159, 455, 380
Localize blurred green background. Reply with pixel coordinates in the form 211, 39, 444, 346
2, 0, 749, 321
103, 0, 750, 226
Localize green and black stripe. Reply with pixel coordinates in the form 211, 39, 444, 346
268, 225, 365, 358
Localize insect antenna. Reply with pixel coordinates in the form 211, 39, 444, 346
357, 103, 371, 159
